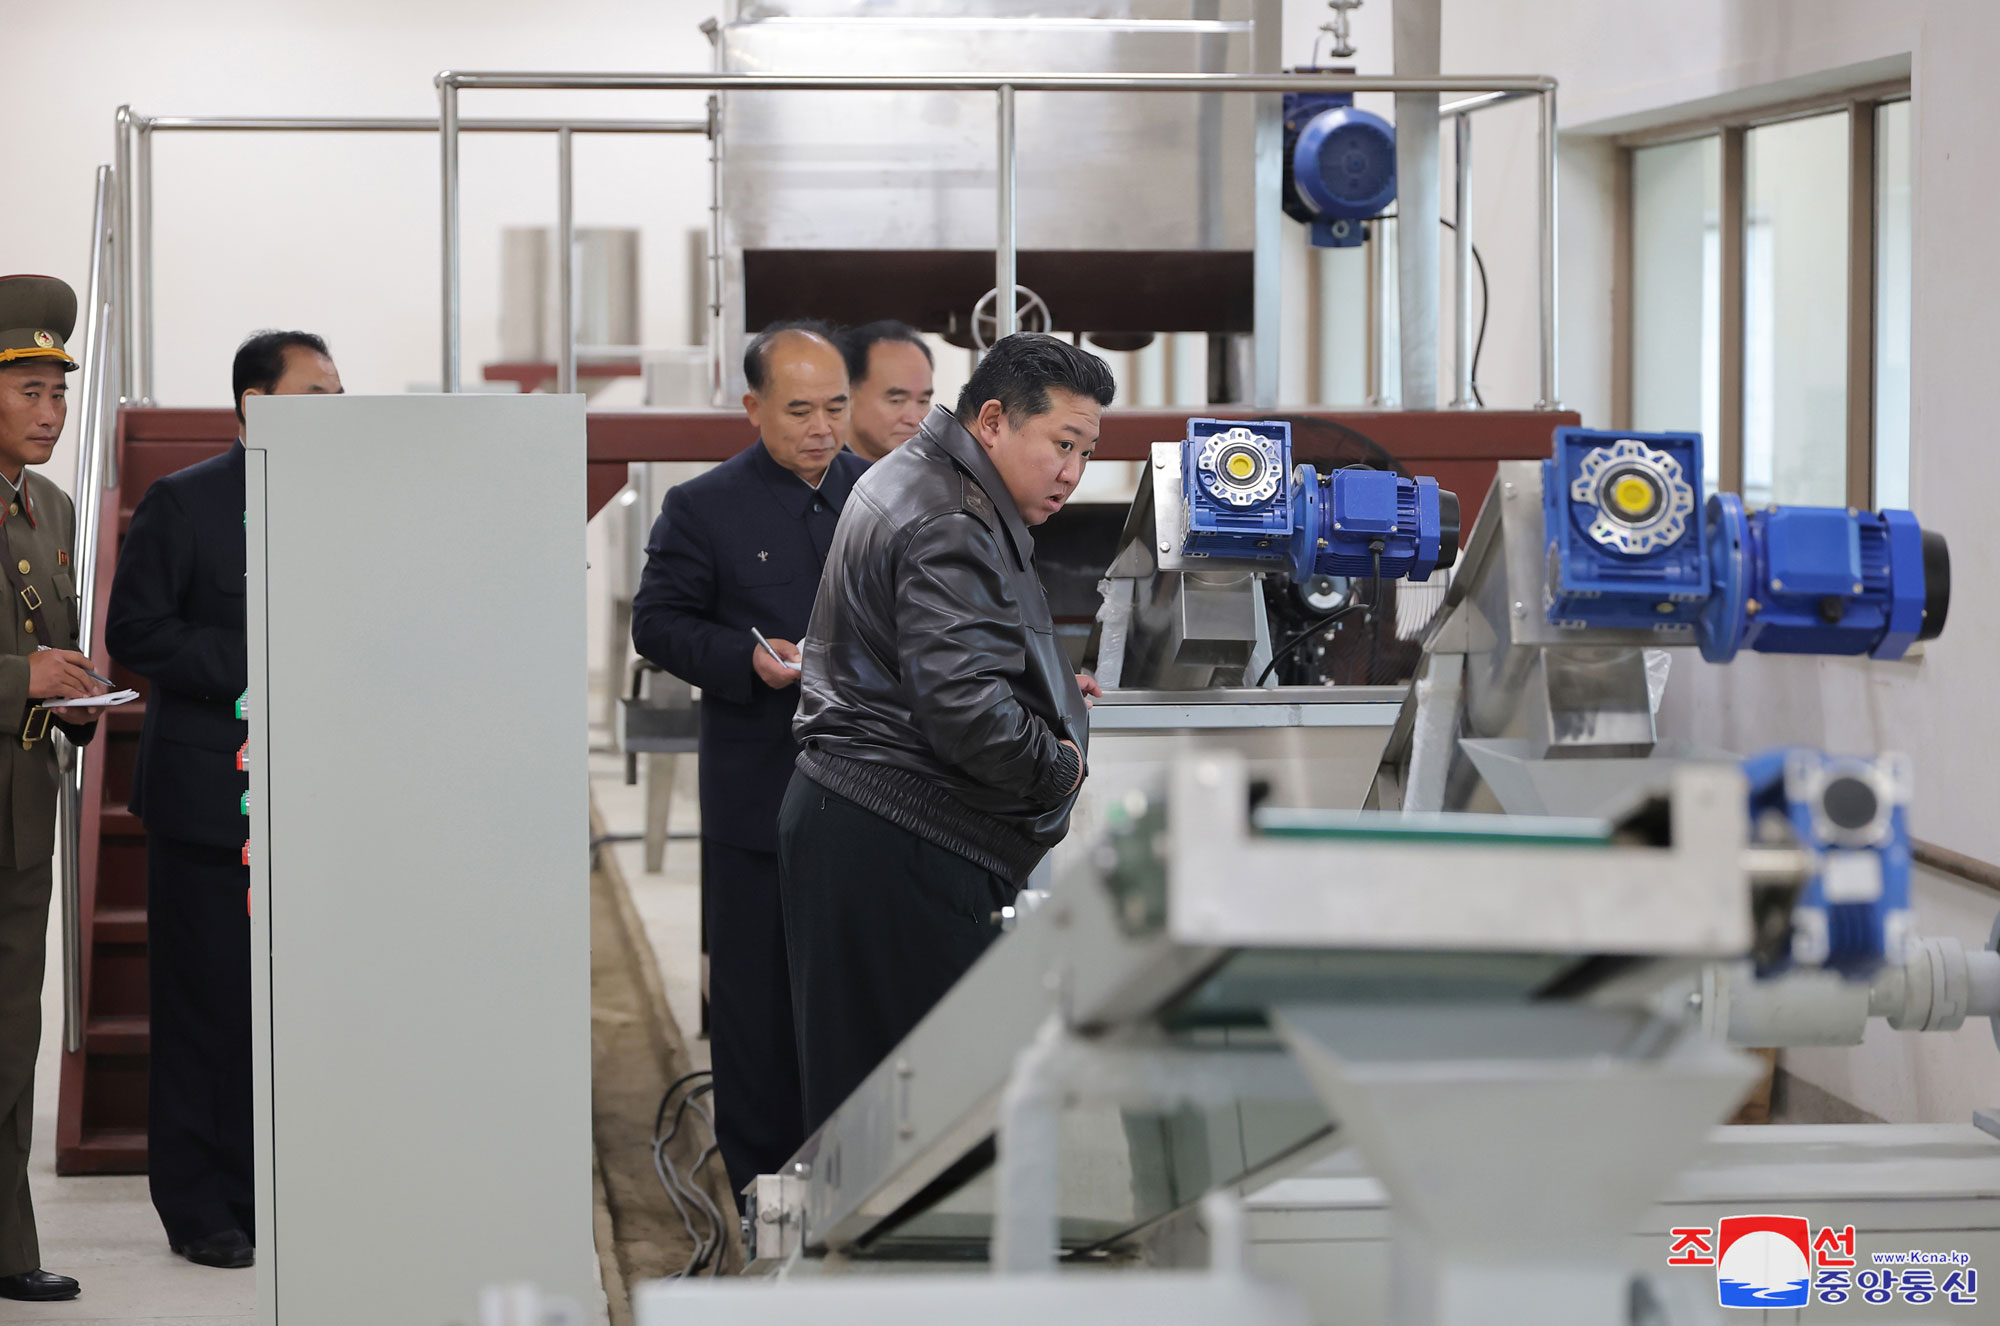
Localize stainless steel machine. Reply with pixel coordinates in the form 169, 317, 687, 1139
712, 0, 1261, 386
623, 421, 1999, 1326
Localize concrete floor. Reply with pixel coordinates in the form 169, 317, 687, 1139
19, 726, 700, 1324
25, 885, 257, 1323
590, 746, 708, 1076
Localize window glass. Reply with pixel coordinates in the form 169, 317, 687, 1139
1631, 137, 1722, 492
1874, 99, 1912, 509
1744, 112, 1850, 507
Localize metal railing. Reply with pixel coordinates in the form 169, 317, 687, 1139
111, 109, 710, 404
434, 69, 1561, 409
58, 163, 124, 1055
63, 106, 706, 1058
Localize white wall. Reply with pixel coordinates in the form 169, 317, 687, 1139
7, 0, 723, 494
1416, 0, 2000, 1123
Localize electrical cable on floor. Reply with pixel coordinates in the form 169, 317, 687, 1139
665, 1088, 724, 1278
659, 1085, 718, 1276
685, 1097, 727, 1277
652, 1071, 722, 1277
652, 1077, 712, 1275
659, 1082, 720, 1276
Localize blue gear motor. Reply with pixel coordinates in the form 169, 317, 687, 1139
1177, 418, 1458, 583
1543, 429, 1708, 634
1541, 427, 1949, 660
1744, 747, 1914, 978
1282, 83, 1396, 249
1699, 494, 1949, 663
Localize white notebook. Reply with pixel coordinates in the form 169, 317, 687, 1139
43, 689, 140, 710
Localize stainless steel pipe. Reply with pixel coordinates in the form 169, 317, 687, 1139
122, 111, 704, 399
1450, 114, 1475, 409
134, 119, 153, 411
141, 115, 707, 133
61, 164, 115, 1056
114, 107, 135, 403
996, 85, 1017, 342
556, 127, 576, 395
440, 86, 461, 391
1537, 88, 1562, 410
431, 69, 1556, 399
1367, 217, 1393, 407
438, 71, 1556, 94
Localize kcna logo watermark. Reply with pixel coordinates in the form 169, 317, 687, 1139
1668, 1215, 1979, 1309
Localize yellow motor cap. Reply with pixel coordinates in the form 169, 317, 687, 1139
1611, 474, 1656, 515
1226, 452, 1258, 480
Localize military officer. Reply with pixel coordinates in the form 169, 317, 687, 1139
0, 274, 108, 1304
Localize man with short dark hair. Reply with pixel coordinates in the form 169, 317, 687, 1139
840, 321, 934, 462
0, 274, 106, 1305
106, 329, 342, 1271
779, 331, 1113, 1129
632, 320, 866, 1199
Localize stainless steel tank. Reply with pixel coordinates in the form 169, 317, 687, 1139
714, 0, 1262, 389
500, 226, 641, 361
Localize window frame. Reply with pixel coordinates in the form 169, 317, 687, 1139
1614, 79, 1911, 508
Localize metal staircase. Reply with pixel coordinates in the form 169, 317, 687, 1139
56, 404, 240, 1174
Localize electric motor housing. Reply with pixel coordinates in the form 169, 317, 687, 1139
1282, 84, 1396, 249
1744, 746, 1914, 979
1699, 496, 1949, 663
1541, 427, 1708, 635
1179, 418, 1295, 562
1290, 466, 1454, 583
1175, 418, 1459, 584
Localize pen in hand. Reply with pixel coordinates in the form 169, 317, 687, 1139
751, 626, 802, 672
35, 644, 115, 688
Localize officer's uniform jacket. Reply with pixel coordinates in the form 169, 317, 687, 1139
0, 470, 97, 869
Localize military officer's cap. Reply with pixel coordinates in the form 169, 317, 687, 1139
0, 274, 80, 372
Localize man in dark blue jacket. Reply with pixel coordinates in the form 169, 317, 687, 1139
105, 330, 341, 1271
631, 321, 864, 1201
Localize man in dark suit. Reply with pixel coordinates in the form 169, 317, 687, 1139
105, 330, 341, 1271
631, 321, 864, 1201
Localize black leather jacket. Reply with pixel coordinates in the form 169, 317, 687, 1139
793, 406, 1089, 883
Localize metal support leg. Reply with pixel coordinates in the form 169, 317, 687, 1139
991, 1016, 1313, 1274
1393, 0, 1442, 410
992, 1017, 1066, 1273
644, 753, 674, 874
1403, 652, 1464, 814
1250, 0, 1283, 408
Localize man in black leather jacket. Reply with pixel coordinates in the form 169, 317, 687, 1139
780, 332, 1112, 1129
